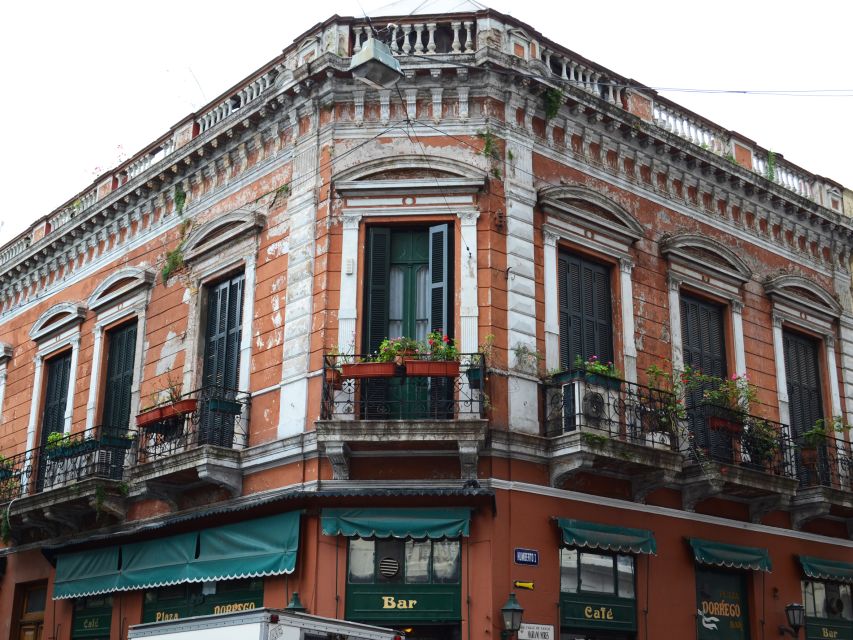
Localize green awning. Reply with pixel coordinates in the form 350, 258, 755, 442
556, 518, 656, 554
118, 531, 197, 591
187, 511, 300, 581
54, 547, 121, 599
689, 538, 771, 572
800, 556, 853, 584
321, 508, 471, 539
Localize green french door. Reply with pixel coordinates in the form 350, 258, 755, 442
364, 225, 450, 419
37, 351, 72, 490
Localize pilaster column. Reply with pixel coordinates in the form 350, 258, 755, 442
543, 228, 560, 373
85, 328, 105, 431
25, 355, 45, 452
457, 211, 480, 354
731, 299, 747, 377
620, 257, 637, 383
0, 350, 9, 424
771, 313, 791, 428
64, 336, 81, 433
667, 274, 684, 372
337, 213, 363, 355
825, 333, 843, 418
236, 253, 257, 447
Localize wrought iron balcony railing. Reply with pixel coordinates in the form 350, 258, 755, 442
135, 386, 250, 463
794, 433, 853, 492
321, 354, 487, 421
685, 403, 797, 478
0, 424, 134, 502
544, 372, 679, 450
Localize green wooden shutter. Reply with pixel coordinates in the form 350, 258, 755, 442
203, 274, 244, 390
783, 331, 823, 438
101, 321, 138, 431
428, 224, 449, 334
41, 351, 72, 444
558, 252, 612, 371
680, 295, 727, 451
365, 227, 391, 354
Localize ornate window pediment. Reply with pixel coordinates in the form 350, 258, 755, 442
183, 210, 266, 265
661, 234, 752, 293
539, 185, 643, 251
88, 267, 155, 312
334, 155, 487, 197
30, 302, 86, 342
764, 274, 842, 323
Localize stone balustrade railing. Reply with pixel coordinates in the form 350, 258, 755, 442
653, 102, 728, 155
197, 72, 275, 133
352, 21, 475, 57
0, 234, 32, 267
126, 139, 176, 181
544, 50, 624, 106
752, 152, 814, 200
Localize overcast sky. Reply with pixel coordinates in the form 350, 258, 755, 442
1, 0, 850, 246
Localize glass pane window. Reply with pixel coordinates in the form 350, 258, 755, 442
348, 538, 375, 583
579, 552, 616, 594
616, 555, 635, 599
405, 540, 431, 583
560, 548, 579, 593
803, 580, 853, 621
389, 266, 405, 340
433, 540, 461, 583
415, 266, 429, 341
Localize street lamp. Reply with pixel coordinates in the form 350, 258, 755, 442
285, 591, 307, 613
500, 592, 524, 640
779, 603, 804, 637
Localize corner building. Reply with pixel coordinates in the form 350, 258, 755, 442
0, 2, 851, 640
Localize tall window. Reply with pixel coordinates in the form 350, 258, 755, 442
37, 352, 72, 490
348, 538, 461, 585
681, 294, 727, 451
101, 321, 138, 433
558, 252, 613, 372
783, 330, 823, 439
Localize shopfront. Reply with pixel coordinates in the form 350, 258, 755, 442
690, 538, 771, 640
556, 518, 656, 640
52, 511, 301, 624
799, 556, 853, 640
322, 508, 469, 640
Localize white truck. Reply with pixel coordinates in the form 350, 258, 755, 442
128, 608, 404, 640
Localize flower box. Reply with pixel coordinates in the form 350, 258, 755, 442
465, 366, 483, 389
553, 369, 622, 391
136, 406, 164, 427
46, 438, 99, 460
341, 362, 397, 379
708, 416, 743, 434
100, 435, 135, 449
325, 368, 343, 390
0, 468, 13, 481
404, 359, 460, 377
161, 399, 198, 419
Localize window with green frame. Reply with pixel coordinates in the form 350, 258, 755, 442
802, 579, 852, 622
560, 548, 635, 598
72, 596, 112, 640
348, 538, 461, 585
142, 578, 263, 622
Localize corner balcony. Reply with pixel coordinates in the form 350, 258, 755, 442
131, 386, 250, 506
544, 373, 684, 501
0, 425, 133, 543
681, 404, 799, 520
790, 434, 853, 530
316, 354, 488, 481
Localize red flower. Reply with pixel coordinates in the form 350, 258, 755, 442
428, 339, 435, 345
443, 335, 450, 343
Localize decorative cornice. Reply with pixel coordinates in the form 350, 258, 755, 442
764, 274, 843, 319
29, 303, 86, 342
661, 233, 752, 285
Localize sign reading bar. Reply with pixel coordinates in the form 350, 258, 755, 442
518, 623, 554, 640
514, 548, 539, 566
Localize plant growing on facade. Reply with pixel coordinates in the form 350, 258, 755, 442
512, 343, 543, 375
174, 184, 187, 215
802, 416, 846, 448
422, 331, 459, 362
701, 373, 757, 414
741, 418, 780, 466
764, 150, 777, 183
543, 88, 563, 121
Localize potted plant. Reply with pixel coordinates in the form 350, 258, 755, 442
465, 334, 494, 390
45, 431, 97, 459
405, 331, 460, 377
741, 418, 780, 470
700, 373, 757, 433
99, 428, 136, 449
569, 355, 623, 390
137, 376, 198, 428
800, 417, 845, 466
0, 455, 13, 481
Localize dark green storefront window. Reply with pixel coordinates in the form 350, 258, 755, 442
72, 596, 112, 640
142, 578, 263, 623
695, 568, 749, 640
802, 580, 853, 639
346, 538, 461, 623
559, 548, 636, 633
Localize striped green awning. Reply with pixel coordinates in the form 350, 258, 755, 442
800, 556, 853, 584
321, 508, 471, 539
54, 546, 121, 599
556, 518, 656, 554
53, 511, 302, 599
689, 538, 771, 572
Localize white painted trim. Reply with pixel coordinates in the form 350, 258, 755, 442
731, 300, 747, 377
458, 211, 480, 354
826, 336, 843, 417
772, 314, 791, 429
486, 478, 853, 549
338, 213, 362, 355
668, 276, 684, 372
543, 230, 560, 372
620, 258, 637, 383
63, 336, 81, 433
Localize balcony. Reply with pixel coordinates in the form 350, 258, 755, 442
131, 386, 250, 506
544, 373, 684, 500
0, 425, 133, 543
681, 404, 799, 519
791, 434, 853, 529
316, 354, 488, 481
